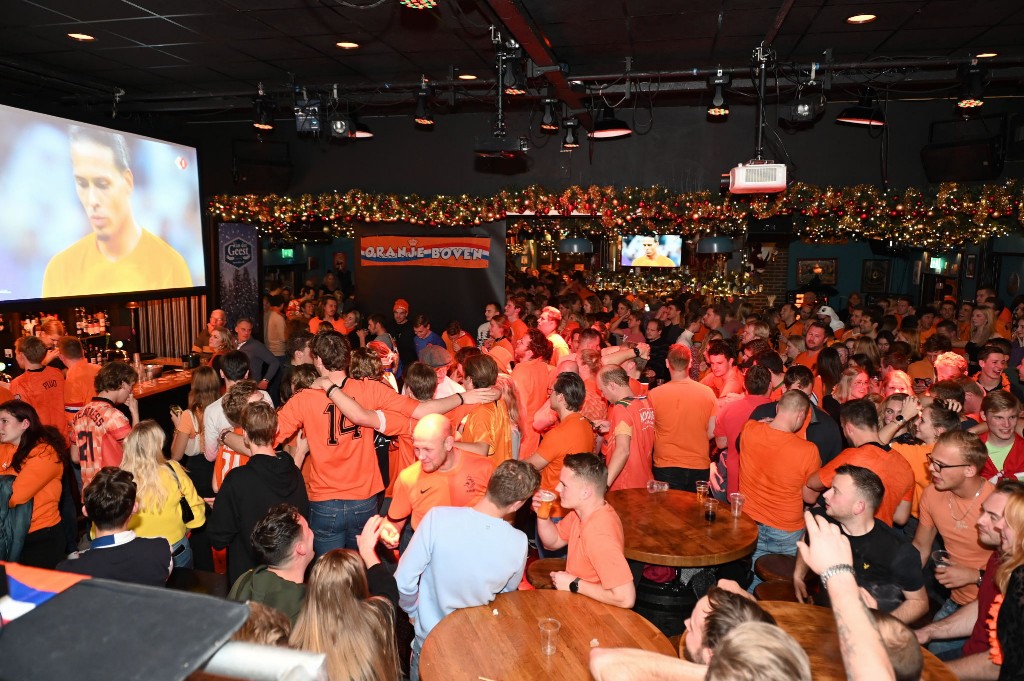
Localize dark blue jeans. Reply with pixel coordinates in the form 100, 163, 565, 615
309, 496, 378, 556
653, 466, 707, 493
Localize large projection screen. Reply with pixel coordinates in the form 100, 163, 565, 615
0, 103, 206, 303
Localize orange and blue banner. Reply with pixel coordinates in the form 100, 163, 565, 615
360, 236, 491, 268
1, 561, 88, 623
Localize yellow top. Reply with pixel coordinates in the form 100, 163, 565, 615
630, 254, 676, 267
42, 228, 193, 298
127, 460, 206, 544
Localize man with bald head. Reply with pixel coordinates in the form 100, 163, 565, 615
381, 413, 494, 551
193, 308, 228, 356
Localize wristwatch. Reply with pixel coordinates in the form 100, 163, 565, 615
895, 414, 905, 422
633, 347, 641, 357
569, 577, 580, 594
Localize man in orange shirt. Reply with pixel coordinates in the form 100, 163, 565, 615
793, 321, 828, 372
910, 430, 997, 656
277, 331, 496, 555
596, 365, 655, 492
11, 336, 66, 434
382, 414, 493, 551
59, 336, 100, 427
738, 390, 820, 588
537, 306, 571, 366
70, 361, 139, 490
648, 344, 718, 492
511, 329, 555, 460
805, 399, 915, 527
504, 295, 529, 344
535, 453, 636, 609
776, 303, 804, 341
699, 339, 744, 398
524, 372, 595, 532
459, 354, 513, 464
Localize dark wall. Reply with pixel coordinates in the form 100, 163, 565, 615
186, 98, 1024, 198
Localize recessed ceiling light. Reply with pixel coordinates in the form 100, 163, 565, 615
457, 74, 477, 80
68, 33, 96, 41
846, 14, 877, 24
336, 41, 359, 49
976, 52, 998, 58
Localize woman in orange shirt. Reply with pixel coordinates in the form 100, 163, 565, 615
0, 399, 67, 568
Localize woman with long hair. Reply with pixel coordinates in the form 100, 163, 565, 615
967, 307, 998, 371
484, 314, 515, 357
310, 297, 345, 334
993, 486, 1024, 680
828, 368, 872, 419
881, 370, 913, 399
816, 346, 845, 408
784, 335, 805, 367
120, 420, 206, 568
170, 366, 221, 497
291, 548, 401, 681
0, 400, 69, 568
853, 336, 883, 371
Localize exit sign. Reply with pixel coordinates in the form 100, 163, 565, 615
280, 248, 294, 259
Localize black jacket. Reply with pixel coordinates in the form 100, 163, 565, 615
207, 451, 310, 584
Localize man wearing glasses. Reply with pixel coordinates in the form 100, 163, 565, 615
910, 430, 996, 657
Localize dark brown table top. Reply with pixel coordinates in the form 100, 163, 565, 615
605, 488, 758, 567
133, 369, 192, 399
761, 601, 956, 681
419, 589, 675, 681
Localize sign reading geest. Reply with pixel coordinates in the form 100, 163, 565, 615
224, 238, 253, 268
360, 236, 490, 269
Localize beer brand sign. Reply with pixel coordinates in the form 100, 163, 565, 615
359, 236, 491, 269
224, 238, 253, 268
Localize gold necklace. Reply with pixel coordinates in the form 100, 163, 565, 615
948, 487, 983, 530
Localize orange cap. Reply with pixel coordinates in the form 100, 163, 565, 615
393, 299, 410, 312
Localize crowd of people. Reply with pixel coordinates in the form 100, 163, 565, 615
2, 263, 1024, 681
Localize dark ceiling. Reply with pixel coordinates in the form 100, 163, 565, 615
1, 0, 1023, 121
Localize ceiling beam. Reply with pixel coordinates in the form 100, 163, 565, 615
482, 0, 594, 130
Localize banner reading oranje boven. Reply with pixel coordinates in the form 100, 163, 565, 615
359, 236, 490, 268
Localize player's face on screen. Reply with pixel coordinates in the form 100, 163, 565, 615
642, 238, 657, 257
70, 140, 134, 242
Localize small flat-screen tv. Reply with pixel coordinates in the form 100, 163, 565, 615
0, 103, 206, 303
620, 235, 683, 268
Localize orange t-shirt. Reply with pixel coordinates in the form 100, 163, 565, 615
628, 378, 649, 397
72, 397, 132, 490
604, 396, 656, 492
443, 331, 477, 356
536, 412, 595, 518
648, 379, 718, 470
738, 421, 820, 531
276, 378, 417, 501
556, 503, 632, 590
777, 321, 805, 341
509, 318, 528, 344
548, 333, 570, 366
890, 442, 934, 517
213, 426, 248, 491
64, 361, 100, 410
0, 385, 12, 403
11, 367, 66, 434
0, 442, 62, 533
793, 349, 820, 372
388, 450, 493, 529
581, 377, 608, 423
511, 358, 556, 459
386, 403, 474, 497
309, 317, 347, 334
459, 401, 513, 464
919, 481, 995, 604
700, 367, 745, 398
818, 443, 915, 526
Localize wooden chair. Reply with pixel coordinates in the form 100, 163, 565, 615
525, 558, 567, 589
754, 554, 797, 583
753, 580, 799, 602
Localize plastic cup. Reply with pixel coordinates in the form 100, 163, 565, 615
932, 550, 951, 567
695, 480, 709, 503
536, 490, 557, 520
703, 498, 718, 522
647, 480, 666, 493
729, 492, 746, 517
539, 618, 560, 656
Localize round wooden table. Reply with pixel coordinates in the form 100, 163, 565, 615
761, 601, 956, 681
419, 589, 675, 681
606, 488, 758, 567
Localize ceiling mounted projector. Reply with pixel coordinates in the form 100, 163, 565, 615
474, 135, 528, 159
728, 160, 787, 194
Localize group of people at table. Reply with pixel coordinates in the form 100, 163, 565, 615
1, 267, 1024, 681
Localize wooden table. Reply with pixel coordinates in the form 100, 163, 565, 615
761, 601, 956, 681
419, 589, 674, 681
133, 369, 192, 399
606, 489, 758, 567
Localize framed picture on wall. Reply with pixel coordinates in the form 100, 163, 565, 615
965, 254, 977, 279
796, 258, 838, 286
862, 259, 891, 293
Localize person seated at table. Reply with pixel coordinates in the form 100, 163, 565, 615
534, 453, 636, 609
738, 390, 821, 589
207, 402, 310, 585
381, 414, 493, 552
228, 503, 315, 625
793, 465, 928, 625
588, 579, 776, 680
395, 460, 540, 681
57, 466, 172, 587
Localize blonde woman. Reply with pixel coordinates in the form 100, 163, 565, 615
290, 548, 401, 681
967, 307, 997, 370
207, 327, 236, 376
992, 483, 1024, 678
120, 420, 206, 568
170, 365, 222, 498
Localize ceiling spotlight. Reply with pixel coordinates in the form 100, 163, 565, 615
783, 85, 826, 127
975, 52, 998, 59
846, 14, 876, 24
351, 116, 373, 138
562, 118, 580, 150
835, 88, 884, 127
335, 41, 359, 49
540, 98, 559, 133
957, 64, 986, 109
253, 82, 274, 131
707, 69, 730, 118
458, 73, 478, 80
589, 104, 631, 139
68, 32, 96, 41
414, 76, 434, 128
502, 49, 528, 96
400, 0, 437, 8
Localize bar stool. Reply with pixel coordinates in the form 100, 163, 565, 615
753, 580, 799, 602
754, 554, 797, 583
525, 558, 567, 589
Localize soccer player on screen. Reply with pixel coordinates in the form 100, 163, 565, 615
629, 237, 675, 267
41, 126, 192, 298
